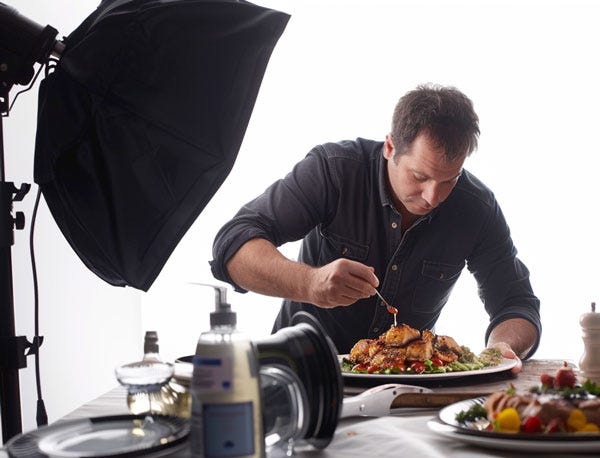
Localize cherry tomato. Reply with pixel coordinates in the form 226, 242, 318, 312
392, 362, 407, 372
545, 417, 563, 433
540, 373, 554, 389
410, 362, 426, 374
554, 367, 577, 389
431, 357, 445, 367
352, 363, 368, 373
521, 416, 542, 433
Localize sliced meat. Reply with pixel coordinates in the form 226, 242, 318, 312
421, 329, 435, 342
433, 349, 459, 364
535, 398, 574, 424
435, 335, 463, 356
368, 339, 385, 358
368, 346, 407, 370
382, 324, 420, 347
484, 391, 597, 428
405, 338, 433, 362
348, 339, 373, 364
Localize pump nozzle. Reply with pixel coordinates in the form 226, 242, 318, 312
190, 282, 237, 327
212, 285, 228, 309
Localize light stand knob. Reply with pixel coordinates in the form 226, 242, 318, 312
13, 211, 24, 230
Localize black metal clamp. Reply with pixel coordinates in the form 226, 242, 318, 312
0, 335, 43, 370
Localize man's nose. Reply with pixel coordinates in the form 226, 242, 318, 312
422, 182, 442, 207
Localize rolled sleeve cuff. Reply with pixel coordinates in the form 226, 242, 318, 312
210, 225, 277, 293
485, 307, 542, 360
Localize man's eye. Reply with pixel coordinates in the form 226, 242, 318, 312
414, 175, 427, 182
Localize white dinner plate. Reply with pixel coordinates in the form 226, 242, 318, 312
5, 414, 188, 458
428, 397, 600, 453
339, 356, 517, 381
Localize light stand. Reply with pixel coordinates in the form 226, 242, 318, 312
0, 2, 60, 442
0, 115, 30, 442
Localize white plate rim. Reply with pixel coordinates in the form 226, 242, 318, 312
6, 415, 189, 458
429, 398, 600, 453
339, 355, 517, 381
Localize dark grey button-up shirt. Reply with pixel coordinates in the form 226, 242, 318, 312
211, 138, 541, 356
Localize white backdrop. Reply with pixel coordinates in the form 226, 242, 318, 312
141, 0, 600, 365
2, 0, 599, 439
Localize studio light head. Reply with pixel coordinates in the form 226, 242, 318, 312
0, 2, 62, 113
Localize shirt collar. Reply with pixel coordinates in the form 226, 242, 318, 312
377, 144, 394, 209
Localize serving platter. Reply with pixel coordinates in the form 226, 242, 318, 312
339, 356, 517, 382
428, 397, 600, 453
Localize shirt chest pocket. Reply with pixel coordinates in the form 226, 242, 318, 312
318, 229, 369, 264
410, 260, 464, 315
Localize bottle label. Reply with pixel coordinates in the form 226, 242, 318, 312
199, 401, 255, 457
192, 355, 233, 393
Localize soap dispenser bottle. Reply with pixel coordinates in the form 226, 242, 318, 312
189, 285, 265, 458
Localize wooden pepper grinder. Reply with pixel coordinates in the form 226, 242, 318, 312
580, 301, 600, 383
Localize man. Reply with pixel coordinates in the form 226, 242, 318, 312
210, 84, 540, 373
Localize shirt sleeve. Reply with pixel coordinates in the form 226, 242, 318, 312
210, 146, 339, 292
467, 199, 542, 359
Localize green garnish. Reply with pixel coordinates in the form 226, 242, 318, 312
582, 380, 600, 396
455, 403, 487, 424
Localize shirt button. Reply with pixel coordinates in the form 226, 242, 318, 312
391, 222, 398, 229
391, 264, 398, 271
439, 273, 445, 279
342, 247, 348, 254
373, 327, 379, 333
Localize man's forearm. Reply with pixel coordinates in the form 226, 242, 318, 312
487, 318, 538, 359
226, 238, 379, 309
227, 238, 314, 302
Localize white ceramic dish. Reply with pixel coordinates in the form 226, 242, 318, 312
339, 356, 516, 381
428, 397, 600, 453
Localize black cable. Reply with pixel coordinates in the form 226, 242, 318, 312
6, 63, 45, 115
28, 60, 58, 428
28, 59, 60, 428
30, 185, 47, 426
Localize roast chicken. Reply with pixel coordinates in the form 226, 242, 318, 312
348, 323, 464, 370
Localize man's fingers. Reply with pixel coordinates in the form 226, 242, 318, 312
314, 259, 381, 308
489, 342, 522, 374
510, 356, 523, 374
344, 260, 379, 287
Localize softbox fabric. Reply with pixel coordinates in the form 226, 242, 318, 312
33, 0, 289, 290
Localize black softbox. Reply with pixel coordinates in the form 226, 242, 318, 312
33, 0, 289, 291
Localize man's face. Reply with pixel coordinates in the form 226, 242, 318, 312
383, 132, 466, 216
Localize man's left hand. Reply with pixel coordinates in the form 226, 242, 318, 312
489, 341, 522, 374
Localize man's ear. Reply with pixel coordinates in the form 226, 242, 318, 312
383, 133, 395, 160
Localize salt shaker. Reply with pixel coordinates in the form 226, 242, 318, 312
579, 301, 600, 383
